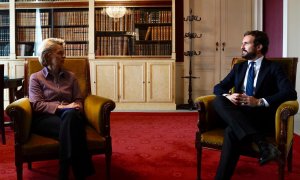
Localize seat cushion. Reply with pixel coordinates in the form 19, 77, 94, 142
22, 125, 106, 157
85, 125, 106, 150
200, 128, 277, 156
201, 128, 224, 147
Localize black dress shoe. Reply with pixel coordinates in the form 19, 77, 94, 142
259, 143, 281, 165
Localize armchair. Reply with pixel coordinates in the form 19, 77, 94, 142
6, 58, 116, 180
195, 57, 299, 180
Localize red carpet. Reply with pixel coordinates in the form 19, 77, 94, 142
0, 112, 300, 180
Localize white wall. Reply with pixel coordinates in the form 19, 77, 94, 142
284, 0, 300, 127
284, 0, 300, 111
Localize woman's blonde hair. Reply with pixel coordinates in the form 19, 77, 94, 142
38, 38, 65, 66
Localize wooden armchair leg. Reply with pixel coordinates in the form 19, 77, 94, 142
105, 153, 111, 180
278, 155, 285, 180
16, 163, 23, 180
28, 162, 32, 170
196, 132, 202, 180
287, 144, 293, 172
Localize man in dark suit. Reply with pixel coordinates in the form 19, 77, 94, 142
213, 30, 297, 180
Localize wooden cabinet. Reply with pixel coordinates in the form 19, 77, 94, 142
119, 62, 146, 102
184, 0, 252, 100
91, 61, 119, 101
147, 61, 174, 102
90, 59, 175, 110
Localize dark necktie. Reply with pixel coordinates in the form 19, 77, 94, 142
246, 62, 255, 96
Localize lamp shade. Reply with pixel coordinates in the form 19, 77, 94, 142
106, 6, 127, 18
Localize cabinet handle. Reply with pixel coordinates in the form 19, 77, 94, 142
216, 42, 219, 51
222, 42, 226, 51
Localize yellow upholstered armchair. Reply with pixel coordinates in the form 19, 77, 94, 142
6, 58, 116, 180
195, 57, 299, 180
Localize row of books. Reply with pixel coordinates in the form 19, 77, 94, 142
0, 44, 9, 56
64, 43, 88, 56
16, 12, 50, 26
96, 36, 130, 56
16, 11, 88, 27
95, 10, 135, 32
95, 35, 171, 56
143, 26, 172, 41
53, 27, 88, 41
17, 26, 88, 42
134, 10, 172, 24
0, 29, 9, 41
16, 44, 34, 56
16, 43, 88, 56
95, 8, 172, 32
53, 11, 88, 26
17, 28, 50, 42
0, 14, 9, 26
134, 44, 171, 56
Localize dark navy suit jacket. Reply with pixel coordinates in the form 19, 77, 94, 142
214, 58, 297, 112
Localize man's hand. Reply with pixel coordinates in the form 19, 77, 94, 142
225, 93, 259, 106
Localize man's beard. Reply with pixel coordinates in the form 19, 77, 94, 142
242, 51, 257, 60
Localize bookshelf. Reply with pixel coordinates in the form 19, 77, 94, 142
1, 0, 176, 110
0, 10, 9, 56
15, 7, 88, 56
95, 7, 172, 57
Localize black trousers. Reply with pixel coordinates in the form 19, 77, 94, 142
32, 109, 94, 179
213, 96, 274, 180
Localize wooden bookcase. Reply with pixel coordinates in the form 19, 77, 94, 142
95, 7, 172, 56
1, 0, 176, 110
8, 0, 174, 58
0, 9, 9, 56
15, 7, 89, 56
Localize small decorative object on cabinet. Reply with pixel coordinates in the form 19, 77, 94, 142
177, 8, 201, 110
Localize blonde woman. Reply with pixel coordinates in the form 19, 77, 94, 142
29, 38, 94, 179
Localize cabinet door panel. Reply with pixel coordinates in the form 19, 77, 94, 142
147, 62, 174, 102
220, 0, 252, 79
187, 0, 221, 100
94, 62, 119, 102
186, 0, 252, 100
120, 62, 146, 102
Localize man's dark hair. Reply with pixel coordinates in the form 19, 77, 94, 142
244, 30, 269, 55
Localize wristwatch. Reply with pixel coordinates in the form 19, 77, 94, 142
258, 98, 265, 107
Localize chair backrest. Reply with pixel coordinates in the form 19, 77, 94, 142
24, 58, 91, 98
232, 57, 298, 88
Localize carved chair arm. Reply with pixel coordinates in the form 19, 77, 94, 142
84, 95, 116, 136
275, 100, 299, 146
194, 95, 217, 132
6, 98, 32, 144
